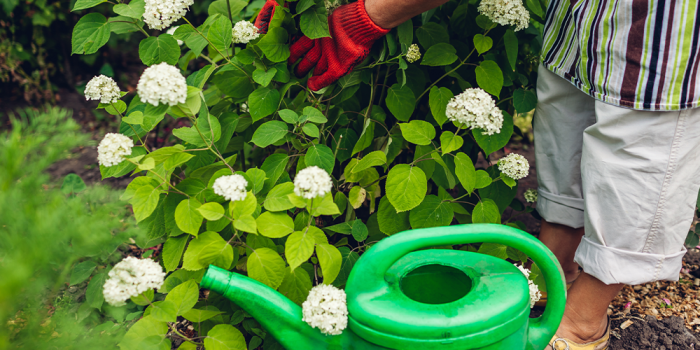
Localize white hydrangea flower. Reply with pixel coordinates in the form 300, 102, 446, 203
515, 264, 541, 308
294, 166, 332, 199
445, 88, 504, 135
240, 103, 249, 113
324, 0, 343, 13
498, 153, 529, 180
478, 0, 530, 32
166, 26, 184, 45
406, 44, 421, 63
213, 174, 248, 202
97, 133, 134, 167
103, 257, 166, 307
137, 62, 187, 106
85, 75, 121, 104
302, 284, 348, 335
143, 0, 194, 30
232, 20, 260, 44
524, 188, 538, 203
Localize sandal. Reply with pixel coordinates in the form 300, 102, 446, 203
545, 317, 610, 350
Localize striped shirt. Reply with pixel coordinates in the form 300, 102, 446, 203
541, 0, 700, 111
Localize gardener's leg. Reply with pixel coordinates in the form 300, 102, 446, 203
557, 100, 700, 343
533, 65, 595, 282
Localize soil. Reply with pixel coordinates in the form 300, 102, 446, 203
610, 316, 698, 349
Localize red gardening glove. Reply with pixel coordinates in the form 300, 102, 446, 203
254, 0, 280, 34
288, 0, 389, 91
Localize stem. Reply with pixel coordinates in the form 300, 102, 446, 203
183, 17, 247, 79
184, 111, 234, 172
377, 66, 392, 106
112, 102, 149, 152
126, 159, 190, 197
225, 0, 234, 23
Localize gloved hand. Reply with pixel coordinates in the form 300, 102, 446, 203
288, 0, 389, 91
254, 0, 281, 34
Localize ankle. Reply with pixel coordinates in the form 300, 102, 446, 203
563, 268, 581, 283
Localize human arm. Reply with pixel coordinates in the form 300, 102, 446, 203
365, 0, 449, 29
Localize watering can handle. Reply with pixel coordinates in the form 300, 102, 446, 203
347, 223, 565, 350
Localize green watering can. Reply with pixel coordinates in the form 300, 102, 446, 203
201, 223, 566, 350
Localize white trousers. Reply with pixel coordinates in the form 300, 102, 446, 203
534, 65, 700, 285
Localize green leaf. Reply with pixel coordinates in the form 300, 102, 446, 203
165, 279, 199, 316
302, 123, 320, 137
348, 186, 366, 209
72, 13, 111, 55
279, 267, 312, 305
475, 14, 496, 30
61, 173, 87, 195
386, 164, 427, 212
525, 0, 544, 18
175, 198, 204, 236
421, 43, 458, 66
248, 87, 281, 122
385, 84, 416, 121
686, 230, 700, 247
251, 120, 288, 148
278, 109, 299, 124
429, 86, 453, 127
305, 144, 335, 174
72, 0, 106, 11
316, 243, 342, 284
473, 111, 513, 155
352, 151, 386, 173
311, 193, 341, 216
264, 182, 295, 212
454, 153, 476, 194
183, 231, 234, 270
233, 215, 257, 233
473, 34, 493, 55
351, 220, 368, 241
302, 106, 327, 123
397, 20, 414, 48
351, 118, 375, 156
295, 0, 315, 13
440, 131, 463, 154
86, 272, 107, 309
258, 27, 290, 63
208, 0, 247, 17
333, 247, 360, 288
261, 154, 289, 194
300, 7, 330, 40
285, 230, 316, 270
472, 199, 501, 224
170, 86, 204, 118
138, 35, 180, 66
208, 16, 232, 56
474, 170, 492, 189
150, 300, 178, 322
503, 29, 518, 71
252, 67, 277, 87
377, 197, 410, 235
104, 100, 127, 115
475, 60, 503, 98
130, 289, 154, 306
408, 195, 454, 228
513, 89, 537, 113
70, 261, 97, 285
416, 22, 449, 49
332, 128, 358, 163
247, 247, 286, 289
477, 242, 508, 259
197, 202, 225, 221
162, 235, 188, 272
130, 185, 161, 222
182, 308, 224, 323
118, 316, 168, 350
204, 324, 246, 350
400, 120, 435, 145
256, 212, 294, 238
113, 0, 145, 18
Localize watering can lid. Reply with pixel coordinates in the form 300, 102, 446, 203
347, 250, 532, 347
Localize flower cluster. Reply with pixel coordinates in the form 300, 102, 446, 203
324, 0, 343, 13
213, 174, 248, 202
406, 44, 421, 63
97, 133, 134, 167
103, 257, 166, 307
232, 21, 260, 44
302, 284, 348, 335
137, 62, 188, 106
498, 153, 529, 180
478, 0, 530, 32
515, 264, 541, 308
294, 166, 333, 199
166, 26, 184, 45
85, 75, 121, 104
143, 0, 194, 30
445, 88, 504, 135
240, 103, 249, 113
524, 188, 538, 203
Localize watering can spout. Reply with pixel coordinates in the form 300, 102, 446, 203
201, 265, 334, 349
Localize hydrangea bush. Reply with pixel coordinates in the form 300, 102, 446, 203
72, 0, 546, 346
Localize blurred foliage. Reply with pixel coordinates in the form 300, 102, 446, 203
0, 107, 145, 349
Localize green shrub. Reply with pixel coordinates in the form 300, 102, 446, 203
72, 0, 545, 347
